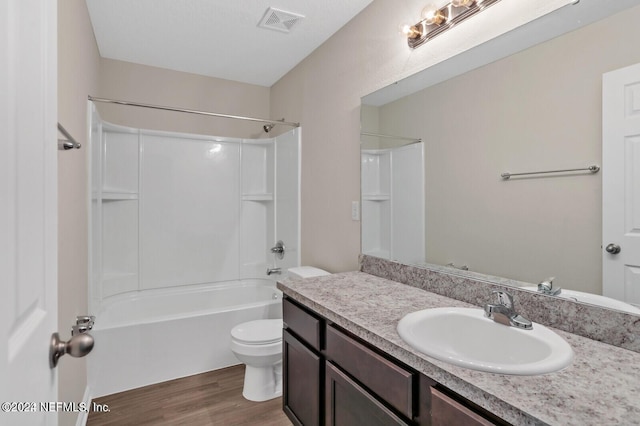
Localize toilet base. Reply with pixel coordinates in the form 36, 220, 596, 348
242, 362, 283, 402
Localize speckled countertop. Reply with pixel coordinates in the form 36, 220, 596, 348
278, 272, 640, 426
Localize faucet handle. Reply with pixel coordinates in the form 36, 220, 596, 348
538, 277, 555, 290
537, 277, 562, 296
492, 290, 513, 309
270, 240, 285, 260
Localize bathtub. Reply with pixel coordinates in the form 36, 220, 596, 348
87, 279, 282, 398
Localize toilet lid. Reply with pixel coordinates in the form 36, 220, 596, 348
231, 319, 283, 345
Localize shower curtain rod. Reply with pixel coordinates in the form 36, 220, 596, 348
88, 96, 300, 128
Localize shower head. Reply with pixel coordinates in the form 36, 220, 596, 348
263, 118, 285, 133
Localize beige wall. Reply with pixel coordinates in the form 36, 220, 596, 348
270, 0, 572, 272
97, 59, 270, 139
374, 5, 640, 294
57, 1, 101, 424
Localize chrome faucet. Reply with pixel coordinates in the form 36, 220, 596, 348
484, 291, 532, 330
270, 240, 285, 260
266, 267, 281, 276
537, 277, 561, 296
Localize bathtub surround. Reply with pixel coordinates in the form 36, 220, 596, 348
361, 255, 640, 353
89, 108, 300, 310
278, 273, 640, 425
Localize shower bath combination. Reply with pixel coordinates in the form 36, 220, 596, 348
86, 99, 301, 397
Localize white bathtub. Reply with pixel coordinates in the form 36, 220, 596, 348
87, 279, 282, 398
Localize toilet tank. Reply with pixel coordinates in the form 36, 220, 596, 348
288, 266, 330, 280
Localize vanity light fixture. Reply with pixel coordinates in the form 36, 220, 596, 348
451, 0, 476, 8
401, 0, 501, 49
421, 5, 447, 26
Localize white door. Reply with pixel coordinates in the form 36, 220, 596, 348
603, 62, 640, 306
1, 0, 58, 424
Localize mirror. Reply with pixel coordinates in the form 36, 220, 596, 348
361, 1, 640, 314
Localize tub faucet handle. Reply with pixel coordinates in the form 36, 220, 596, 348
538, 277, 561, 296
270, 240, 285, 260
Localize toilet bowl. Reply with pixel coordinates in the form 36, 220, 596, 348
230, 319, 283, 402
230, 267, 330, 401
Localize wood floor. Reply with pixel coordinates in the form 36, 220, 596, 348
87, 365, 292, 426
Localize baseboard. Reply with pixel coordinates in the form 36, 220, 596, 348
75, 386, 91, 426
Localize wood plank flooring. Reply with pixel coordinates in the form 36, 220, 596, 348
87, 365, 292, 426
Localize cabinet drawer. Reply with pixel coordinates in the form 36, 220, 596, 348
431, 388, 497, 426
283, 298, 322, 351
325, 325, 414, 419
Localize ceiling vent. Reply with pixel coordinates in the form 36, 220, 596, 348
258, 7, 304, 33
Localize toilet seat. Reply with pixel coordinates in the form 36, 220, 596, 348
231, 319, 282, 345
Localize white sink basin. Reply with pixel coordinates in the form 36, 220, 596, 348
397, 307, 573, 375
522, 287, 640, 315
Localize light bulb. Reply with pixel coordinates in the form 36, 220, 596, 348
398, 23, 422, 39
421, 5, 446, 25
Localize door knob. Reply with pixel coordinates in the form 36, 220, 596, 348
605, 243, 621, 254
49, 332, 94, 368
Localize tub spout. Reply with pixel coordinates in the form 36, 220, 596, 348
267, 267, 281, 276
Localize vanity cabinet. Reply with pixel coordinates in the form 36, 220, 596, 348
283, 298, 324, 426
282, 296, 507, 426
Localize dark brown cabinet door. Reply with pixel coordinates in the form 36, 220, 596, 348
430, 388, 498, 426
325, 325, 414, 418
325, 362, 409, 426
283, 329, 321, 426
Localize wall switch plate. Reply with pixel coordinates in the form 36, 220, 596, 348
351, 201, 360, 221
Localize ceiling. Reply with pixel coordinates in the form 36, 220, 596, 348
85, 0, 374, 87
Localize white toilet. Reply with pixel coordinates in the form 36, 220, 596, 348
230, 319, 283, 402
230, 266, 330, 401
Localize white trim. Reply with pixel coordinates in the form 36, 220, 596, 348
75, 386, 92, 426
